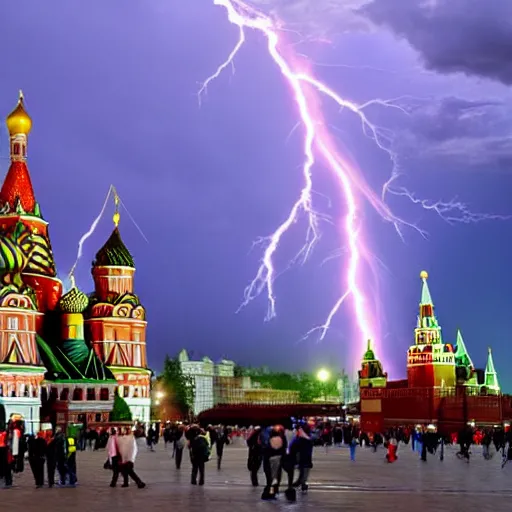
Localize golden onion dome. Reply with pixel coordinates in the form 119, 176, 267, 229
6, 90, 32, 136
58, 286, 89, 314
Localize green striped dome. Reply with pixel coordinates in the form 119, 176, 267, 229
93, 227, 134, 268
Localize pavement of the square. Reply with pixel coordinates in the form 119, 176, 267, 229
3, 439, 512, 511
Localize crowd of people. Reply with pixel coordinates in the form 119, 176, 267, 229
0, 421, 77, 488
2, 418, 512, 496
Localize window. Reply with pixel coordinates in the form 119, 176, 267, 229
60, 388, 69, 401
134, 347, 141, 367
72, 388, 83, 401
7, 317, 19, 330
100, 388, 109, 401
95, 413, 102, 422
123, 386, 129, 398
87, 388, 96, 401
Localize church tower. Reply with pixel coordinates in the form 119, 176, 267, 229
84, 200, 150, 423
407, 271, 456, 388
0, 92, 62, 319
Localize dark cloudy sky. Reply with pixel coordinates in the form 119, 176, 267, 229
1, 1, 512, 387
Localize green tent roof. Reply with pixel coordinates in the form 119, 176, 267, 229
36, 334, 116, 383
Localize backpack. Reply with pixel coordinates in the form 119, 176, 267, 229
197, 435, 211, 461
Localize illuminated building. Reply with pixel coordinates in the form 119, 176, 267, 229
359, 271, 506, 433
0, 93, 150, 431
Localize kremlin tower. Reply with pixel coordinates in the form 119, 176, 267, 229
406, 271, 456, 388
85, 202, 151, 424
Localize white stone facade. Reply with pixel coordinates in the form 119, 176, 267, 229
178, 350, 235, 416
0, 396, 41, 434
125, 397, 151, 424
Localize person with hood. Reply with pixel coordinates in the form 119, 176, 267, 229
28, 431, 47, 488
261, 425, 287, 501
117, 427, 145, 488
246, 426, 262, 486
289, 424, 313, 494
188, 426, 210, 486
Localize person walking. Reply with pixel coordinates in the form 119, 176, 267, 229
189, 426, 210, 486
246, 426, 262, 486
54, 427, 68, 486
117, 428, 145, 488
66, 435, 78, 486
215, 425, 228, 470
174, 426, 186, 470
261, 425, 287, 501
28, 432, 47, 488
106, 428, 121, 487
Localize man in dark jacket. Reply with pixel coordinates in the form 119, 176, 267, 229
261, 426, 287, 501
290, 425, 313, 493
247, 427, 262, 486
28, 433, 47, 488
189, 426, 210, 486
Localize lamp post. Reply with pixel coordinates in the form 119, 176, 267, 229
317, 368, 330, 401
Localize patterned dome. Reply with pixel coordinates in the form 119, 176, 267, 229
59, 286, 89, 314
93, 227, 134, 268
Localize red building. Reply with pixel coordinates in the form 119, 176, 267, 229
359, 271, 510, 434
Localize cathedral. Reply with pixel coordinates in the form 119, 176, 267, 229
358, 271, 506, 433
0, 92, 151, 433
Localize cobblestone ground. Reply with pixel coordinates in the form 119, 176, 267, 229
3, 440, 512, 511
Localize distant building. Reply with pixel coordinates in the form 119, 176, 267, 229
177, 350, 300, 416
178, 349, 235, 416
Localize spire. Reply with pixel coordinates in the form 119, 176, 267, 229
414, 270, 442, 344
454, 329, 474, 368
485, 347, 500, 391
0, 92, 37, 213
420, 270, 433, 306
363, 339, 376, 361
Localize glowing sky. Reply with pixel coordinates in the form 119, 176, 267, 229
1, 1, 511, 385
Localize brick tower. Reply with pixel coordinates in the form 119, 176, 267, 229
407, 271, 455, 388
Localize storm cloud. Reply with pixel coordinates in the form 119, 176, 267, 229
360, 0, 512, 85
397, 97, 512, 170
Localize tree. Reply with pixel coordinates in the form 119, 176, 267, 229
161, 355, 195, 418
110, 393, 133, 422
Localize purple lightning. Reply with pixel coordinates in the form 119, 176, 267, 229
200, 0, 505, 358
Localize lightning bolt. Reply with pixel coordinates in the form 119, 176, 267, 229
200, 0, 505, 359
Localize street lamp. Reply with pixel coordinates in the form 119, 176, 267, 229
317, 369, 330, 382
317, 368, 331, 402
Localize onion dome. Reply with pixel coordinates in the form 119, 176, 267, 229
6, 91, 32, 136
59, 286, 89, 314
93, 227, 135, 268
